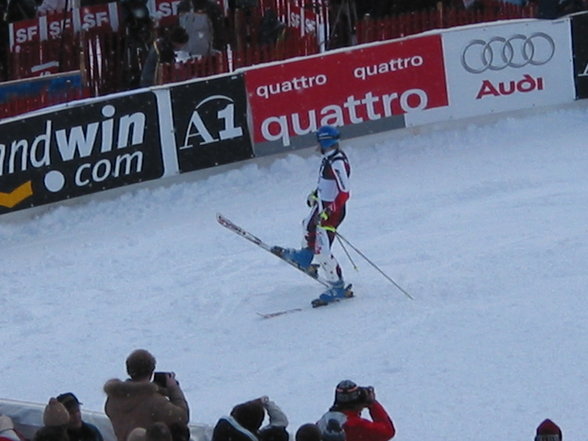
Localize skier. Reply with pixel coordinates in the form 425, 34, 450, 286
273, 125, 352, 307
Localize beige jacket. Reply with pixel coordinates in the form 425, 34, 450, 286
103, 379, 189, 441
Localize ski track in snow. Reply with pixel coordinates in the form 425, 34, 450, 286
1, 103, 588, 441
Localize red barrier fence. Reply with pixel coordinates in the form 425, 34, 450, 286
357, 1, 537, 44
0, 0, 541, 120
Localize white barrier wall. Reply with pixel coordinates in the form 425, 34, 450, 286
0, 399, 212, 441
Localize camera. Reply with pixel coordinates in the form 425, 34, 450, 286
357, 386, 374, 405
153, 371, 170, 388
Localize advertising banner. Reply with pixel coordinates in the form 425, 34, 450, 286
0, 92, 163, 215
408, 19, 575, 126
245, 34, 448, 155
9, 3, 119, 50
571, 12, 588, 99
169, 74, 253, 173
146, 0, 182, 26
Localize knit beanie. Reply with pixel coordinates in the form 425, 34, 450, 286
295, 424, 321, 441
535, 419, 562, 441
43, 398, 70, 427
334, 380, 362, 406
230, 400, 265, 433
126, 349, 156, 380
127, 428, 146, 441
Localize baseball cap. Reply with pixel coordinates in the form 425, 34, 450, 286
56, 393, 82, 409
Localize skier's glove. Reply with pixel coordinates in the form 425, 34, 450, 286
319, 203, 335, 221
306, 190, 318, 207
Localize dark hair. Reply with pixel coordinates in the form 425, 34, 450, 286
34, 426, 69, 441
230, 400, 265, 433
168, 26, 189, 45
146, 423, 172, 441
295, 424, 321, 441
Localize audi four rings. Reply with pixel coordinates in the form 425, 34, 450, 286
461, 33, 556, 73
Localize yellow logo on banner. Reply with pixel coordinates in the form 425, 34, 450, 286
0, 181, 33, 208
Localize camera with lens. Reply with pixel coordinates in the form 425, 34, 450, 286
153, 371, 171, 388
357, 386, 374, 405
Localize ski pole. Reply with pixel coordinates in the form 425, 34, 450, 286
336, 233, 414, 300
336, 234, 359, 271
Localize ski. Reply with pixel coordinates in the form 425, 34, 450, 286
258, 293, 355, 319
257, 308, 304, 319
216, 213, 330, 287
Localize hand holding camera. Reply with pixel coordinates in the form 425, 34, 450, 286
153, 371, 179, 389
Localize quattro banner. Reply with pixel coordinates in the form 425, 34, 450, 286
245, 34, 448, 155
0, 92, 163, 214
169, 74, 253, 173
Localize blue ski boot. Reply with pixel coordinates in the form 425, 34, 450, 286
272, 246, 314, 271
311, 281, 353, 307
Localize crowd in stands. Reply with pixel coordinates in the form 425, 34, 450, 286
0, 348, 566, 441
0, 0, 587, 118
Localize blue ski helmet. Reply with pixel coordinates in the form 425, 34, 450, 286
316, 125, 340, 152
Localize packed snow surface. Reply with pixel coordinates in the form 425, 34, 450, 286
1, 103, 587, 441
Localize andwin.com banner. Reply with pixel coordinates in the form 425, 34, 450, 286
0, 92, 163, 215
244, 34, 449, 155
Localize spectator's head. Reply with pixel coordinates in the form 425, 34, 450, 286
230, 399, 265, 433
146, 423, 172, 441
258, 426, 288, 441
168, 26, 189, 49
295, 424, 321, 441
43, 398, 70, 428
192, 0, 209, 11
56, 393, 82, 430
333, 379, 364, 410
127, 428, 147, 441
535, 419, 562, 441
126, 349, 156, 381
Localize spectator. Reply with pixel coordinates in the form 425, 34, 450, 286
535, 419, 562, 441
0, 414, 26, 441
36, 0, 72, 16
103, 349, 190, 441
212, 396, 289, 441
294, 424, 321, 441
318, 380, 395, 441
33, 398, 70, 441
140, 25, 190, 87
258, 8, 285, 47
121, 0, 154, 88
56, 393, 103, 441
177, 0, 227, 57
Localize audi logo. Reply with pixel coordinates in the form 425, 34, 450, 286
461, 33, 556, 73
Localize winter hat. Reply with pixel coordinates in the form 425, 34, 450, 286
43, 398, 70, 427
56, 393, 81, 410
321, 418, 345, 441
127, 428, 147, 441
126, 349, 156, 380
535, 419, 562, 441
334, 380, 362, 406
258, 426, 288, 441
295, 424, 321, 441
230, 400, 265, 433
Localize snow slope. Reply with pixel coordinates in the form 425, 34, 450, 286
1, 102, 587, 441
